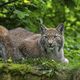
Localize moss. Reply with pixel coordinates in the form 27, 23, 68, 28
0, 60, 79, 80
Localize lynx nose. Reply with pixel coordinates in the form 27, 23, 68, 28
48, 40, 53, 47
49, 43, 52, 47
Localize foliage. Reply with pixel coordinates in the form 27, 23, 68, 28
0, 0, 80, 64
0, 60, 80, 80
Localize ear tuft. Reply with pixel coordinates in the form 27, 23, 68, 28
40, 24, 47, 34
56, 23, 64, 34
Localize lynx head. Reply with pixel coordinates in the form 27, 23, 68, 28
40, 23, 68, 63
40, 23, 64, 51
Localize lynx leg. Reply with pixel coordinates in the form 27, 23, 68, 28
12, 48, 24, 63
0, 43, 8, 62
60, 48, 69, 63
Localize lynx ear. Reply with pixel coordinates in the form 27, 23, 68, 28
56, 23, 64, 34
40, 24, 47, 34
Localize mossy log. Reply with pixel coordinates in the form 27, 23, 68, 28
0, 62, 79, 80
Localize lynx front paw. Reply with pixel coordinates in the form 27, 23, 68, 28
62, 58, 69, 63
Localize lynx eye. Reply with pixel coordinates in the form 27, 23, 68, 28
56, 36, 61, 42
43, 35, 47, 38
54, 35, 57, 38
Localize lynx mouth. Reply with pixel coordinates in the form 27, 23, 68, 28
48, 44, 58, 51
48, 46, 55, 50
48, 45, 56, 48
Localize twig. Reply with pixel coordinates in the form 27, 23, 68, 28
0, 0, 17, 7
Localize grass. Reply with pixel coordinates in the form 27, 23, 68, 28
0, 59, 79, 80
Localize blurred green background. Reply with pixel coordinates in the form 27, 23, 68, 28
0, 0, 80, 64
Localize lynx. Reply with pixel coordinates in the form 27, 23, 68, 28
0, 24, 69, 63
0, 26, 34, 62
0, 26, 17, 62
19, 24, 69, 63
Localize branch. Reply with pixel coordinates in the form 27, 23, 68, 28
0, 0, 17, 7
